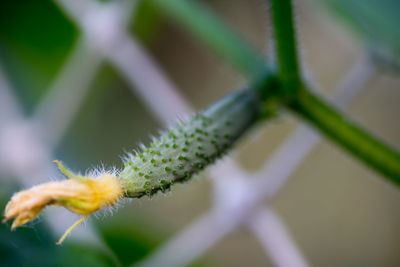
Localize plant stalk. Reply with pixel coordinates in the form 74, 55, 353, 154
271, 0, 400, 183
290, 87, 400, 184
271, 0, 302, 96
150, 0, 400, 185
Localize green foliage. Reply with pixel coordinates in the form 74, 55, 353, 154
316, 0, 400, 70
131, 0, 163, 44
98, 225, 158, 266
0, 0, 77, 111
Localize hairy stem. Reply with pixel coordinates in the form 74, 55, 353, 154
271, 0, 301, 96
290, 87, 400, 184
270, 0, 400, 182
152, 0, 400, 185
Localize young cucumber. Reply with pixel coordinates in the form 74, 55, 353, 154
119, 89, 262, 197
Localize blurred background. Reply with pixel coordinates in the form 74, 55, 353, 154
0, 0, 399, 266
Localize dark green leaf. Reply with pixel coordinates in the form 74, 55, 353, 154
315, 0, 400, 71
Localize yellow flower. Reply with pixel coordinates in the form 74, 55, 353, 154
3, 161, 123, 244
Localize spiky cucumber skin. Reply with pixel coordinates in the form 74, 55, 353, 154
119, 89, 261, 198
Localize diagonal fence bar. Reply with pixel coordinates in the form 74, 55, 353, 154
248, 208, 309, 267
32, 38, 103, 147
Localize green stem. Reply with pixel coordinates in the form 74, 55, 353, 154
271, 0, 400, 183
271, 0, 301, 96
290, 88, 400, 184
150, 0, 400, 185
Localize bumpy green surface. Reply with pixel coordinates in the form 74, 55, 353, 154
119, 90, 261, 197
